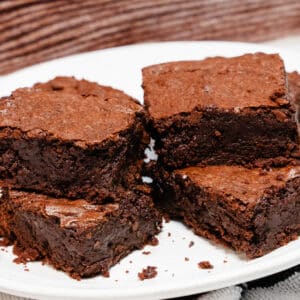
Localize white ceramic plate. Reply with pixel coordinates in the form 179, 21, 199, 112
0, 41, 299, 300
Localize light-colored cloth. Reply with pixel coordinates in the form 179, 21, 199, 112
198, 271, 300, 300
0, 295, 27, 300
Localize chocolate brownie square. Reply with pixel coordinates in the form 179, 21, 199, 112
0, 77, 149, 200
143, 53, 298, 169
155, 164, 300, 258
0, 187, 161, 278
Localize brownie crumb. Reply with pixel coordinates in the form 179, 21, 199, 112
223, 259, 228, 263
149, 237, 159, 246
13, 244, 40, 264
184, 257, 189, 261
142, 251, 151, 255
125, 270, 129, 274
189, 241, 195, 248
198, 261, 214, 269
24, 266, 29, 272
129, 260, 133, 264
167, 232, 171, 237
138, 266, 157, 280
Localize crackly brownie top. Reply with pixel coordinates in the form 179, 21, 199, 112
9, 190, 119, 229
143, 53, 289, 119
176, 165, 300, 204
0, 77, 142, 146
288, 71, 300, 104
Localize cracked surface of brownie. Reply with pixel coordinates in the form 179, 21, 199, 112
0, 77, 149, 201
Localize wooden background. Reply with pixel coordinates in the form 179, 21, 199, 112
1, 0, 300, 74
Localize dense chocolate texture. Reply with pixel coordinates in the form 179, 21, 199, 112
155, 165, 300, 258
0, 77, 149, 200
0, 187, 161, 278
143, 53, 298, 169
288, 71, 300, 121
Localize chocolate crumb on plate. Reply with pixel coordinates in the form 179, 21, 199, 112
138, 266, 158, 280
198, 261, 214, 269
142, 251, 151, 255
189, 241, 195, 248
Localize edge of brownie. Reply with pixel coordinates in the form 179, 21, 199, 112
143, 54, 299, 169
153, 164, 300, 258
0, 77, 150, 200
1, 187, 162, 279
150, 106, 298, 168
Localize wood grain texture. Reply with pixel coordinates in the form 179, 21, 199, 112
0, 0, 300, 74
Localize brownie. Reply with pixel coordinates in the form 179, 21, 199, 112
155, 164, 300, 258
0, 77, 149, 200
0, 187, 161, 279
288, 71, 300, 121
143, 53, 298, 169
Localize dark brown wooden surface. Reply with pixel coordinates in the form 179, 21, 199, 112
0, 0, 300, 74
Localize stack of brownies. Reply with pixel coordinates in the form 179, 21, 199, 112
0, 77, 162, 279
143, 53, 300, 258
0, 52, 299, 280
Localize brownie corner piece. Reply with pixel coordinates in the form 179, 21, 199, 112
156, 164, 300, 258
3, 188, 161, 278
0, 77, 149, 200
143, 53, 298, 169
